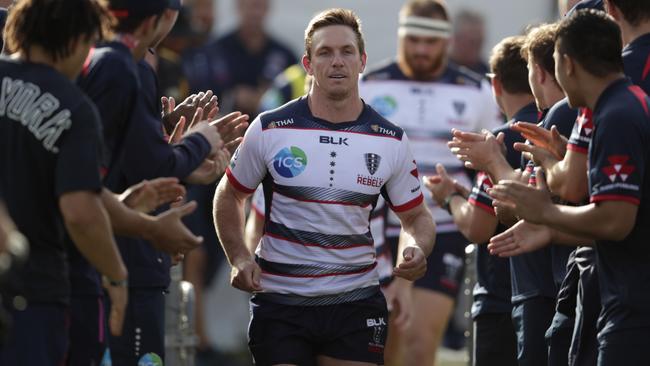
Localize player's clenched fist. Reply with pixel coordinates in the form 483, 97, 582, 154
393, 245, 427, 281
230, 257, 263, 293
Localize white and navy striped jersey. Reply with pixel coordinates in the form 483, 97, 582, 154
250, 186, 394, 286
360, 61, 502, 233
226, 96, 422, 305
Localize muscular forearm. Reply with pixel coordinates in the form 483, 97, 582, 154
400, 209, 435, 257
546, 152, 588, 203
450, 197, 498, 244
63, 194, 127, 281
544, 202, 636, 241
214, 180, 251, 265
486, 157, 519, 184
550, 228, 594, 246
101, 189, 156, 240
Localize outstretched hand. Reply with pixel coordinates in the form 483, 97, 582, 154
511, 122, 567, 160
161, 90, 219, 134
488, 220, 553, 257
448, 129, 506, 171
120, 177, 185, 213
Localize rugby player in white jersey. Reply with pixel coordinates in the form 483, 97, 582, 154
214, 8, 435, 366
359, 1, 502, 364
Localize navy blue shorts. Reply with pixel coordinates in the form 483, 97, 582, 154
570, 259, 599, 366
473, 312, 518, 366
0, 303, 68, 366
414, 232, 467, 298
511, 297, 555, 366
67, 294, 107, 366
248, 291, 388, 366
108, 288, 166, 366
597, 328, 650, 366
545, 312, 575, 366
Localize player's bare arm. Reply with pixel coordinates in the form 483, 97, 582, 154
391, 201, 435, 281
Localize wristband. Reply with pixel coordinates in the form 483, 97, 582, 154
441, 192, 463, 215
103, 275, 128, 288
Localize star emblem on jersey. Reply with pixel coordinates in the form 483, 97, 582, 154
602, 155, 635, 182
577, 109, 593, 136
364, 153, 381, 175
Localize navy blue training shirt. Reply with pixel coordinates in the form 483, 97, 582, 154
510, 99, 577, 303
469, 102, 537, 317
108, 60, 211, 288
0, 57, 103, 305
69, 41, 142, 296
588, 78, 650, 336
623, 33, 650, 94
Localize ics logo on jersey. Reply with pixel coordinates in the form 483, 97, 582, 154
273, 146, 308, 178
370, 95, 398, 117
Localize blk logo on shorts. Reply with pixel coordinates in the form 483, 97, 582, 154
364, 153, 381, 175
366, 317, 386, 327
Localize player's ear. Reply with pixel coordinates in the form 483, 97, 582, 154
563, 54, 575, 77
534, 63, 546, 85
360, 52, 367, 74
302, 55, 313, 76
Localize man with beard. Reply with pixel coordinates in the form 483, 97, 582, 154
359, 1, 502, 364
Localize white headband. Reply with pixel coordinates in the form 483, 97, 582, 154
398, 16, 451, 39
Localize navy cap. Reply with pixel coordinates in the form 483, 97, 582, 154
167, 0, 181, 11
109, 0, 167, 18
566, 0, 605, 17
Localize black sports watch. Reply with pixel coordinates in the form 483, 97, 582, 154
441, 192, 463, 215
102, 275, 128, 288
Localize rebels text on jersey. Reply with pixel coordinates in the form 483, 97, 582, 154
359, 61, 502, 233
588, 78, 650, 335
226, 97, 423, 305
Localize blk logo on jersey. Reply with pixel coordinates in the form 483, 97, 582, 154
602, 155, 635, 182
364, 153, 381, 175
320, 136, 349, 146
370, 95, 398, 117
273, 146, 308, 178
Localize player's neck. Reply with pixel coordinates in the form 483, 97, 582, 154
307, 88, 364, 123
397, 57, 447, 81
539, 86, 566, 110
502, 93, 536, 121
15, 48, 76, 80
621, 21, 650, 46
584, 73, 627, 111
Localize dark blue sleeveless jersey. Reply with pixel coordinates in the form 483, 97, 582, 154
469, 102, 537, 317
588, 79, 650, 336
511, 99, 577, 303
0, 57, 103, 304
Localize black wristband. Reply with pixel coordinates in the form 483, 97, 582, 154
442, 192, 463, 215
102, 275, 128, 288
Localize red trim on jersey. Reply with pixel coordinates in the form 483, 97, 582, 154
566, 143, 588, 154
590, 194, 640, 205
391, 194, 424, 212
225, 168, 255, 194
262, 126, 402, 141
261, 262, 376, 278
273, 190, 372, 208
467, 197, 496, 216
264, 232, 371, 250
628, 85, 650, 116
82, 47, 95, 77
643, 53, 650, 81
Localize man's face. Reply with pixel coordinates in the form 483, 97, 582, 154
304, 25, 365, 101
238, 0, 269, 31
527, 57, 546, 109
399, 33, 448, 80
553, 43, 583, 107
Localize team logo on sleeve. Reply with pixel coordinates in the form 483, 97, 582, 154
576, 109, 594, 136
602, 155, 635, 182
364, 153, 381, 175
273, 146, 308, 178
